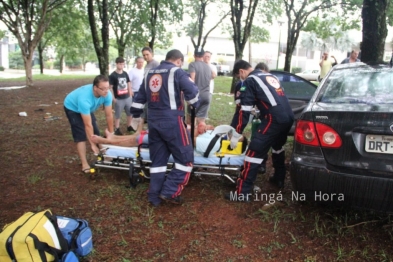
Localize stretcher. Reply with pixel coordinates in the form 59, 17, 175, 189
93, 144, 245, 188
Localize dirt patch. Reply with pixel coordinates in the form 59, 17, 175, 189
0, 78, 392, 261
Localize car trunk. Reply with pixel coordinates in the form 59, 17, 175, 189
310, 103, 393, 175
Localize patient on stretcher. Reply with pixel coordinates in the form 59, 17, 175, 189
91, 123, 246, 157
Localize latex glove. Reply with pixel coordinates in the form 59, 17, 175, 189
230, 132, 242, 149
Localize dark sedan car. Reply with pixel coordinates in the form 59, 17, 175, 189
270, 70, 318, 134
290, 62, 393, 212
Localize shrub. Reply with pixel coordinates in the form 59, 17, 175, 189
0, 66, 4, 71
291, 67, 302, 74
45, 61, 54, 69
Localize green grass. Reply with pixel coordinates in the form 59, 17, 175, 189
0, 73, 95, 82
214, 76, 233, 93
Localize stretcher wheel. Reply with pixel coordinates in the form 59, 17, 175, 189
128, 171, 144, 188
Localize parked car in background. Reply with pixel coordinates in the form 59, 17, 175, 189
290, 62, 393, 212
211, 62, 230, 76
296, 69, 320, 81
270, 70, 318, 134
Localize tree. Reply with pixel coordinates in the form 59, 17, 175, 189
229, 0, 259, 61
361, 0, 388, 62
88, 0, 110, 75
145, 0, 183, 51
0, 0, 68, 86
280, 0, 362, 72
184, 0, 230, 49
300, 16, 359, 55
41, 1, 88, 73
228, 0, 277, 92
0, 30, 5, 40
248, 25, 270, 63
109, 0, 148, 58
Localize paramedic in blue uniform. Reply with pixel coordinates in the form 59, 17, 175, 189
226, 60, 294, 201
130, 49, 200, 206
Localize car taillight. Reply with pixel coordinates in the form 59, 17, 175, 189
295, 120, 342, 148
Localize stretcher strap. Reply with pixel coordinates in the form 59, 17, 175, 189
203, 134, 222, 158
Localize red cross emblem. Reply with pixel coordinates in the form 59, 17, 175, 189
149, 74, 162, 92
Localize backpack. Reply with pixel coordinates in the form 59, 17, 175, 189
0, 209, 69, 262
60, 251, 79, 262
56, 216, 93, 257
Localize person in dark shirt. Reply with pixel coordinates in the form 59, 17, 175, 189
130, 49, 200, 207
109, 57, 133, 135
226, 60, 294, 202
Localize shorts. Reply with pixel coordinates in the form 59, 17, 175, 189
188, 92, 211, 118
114, 97, 132, 119
64, 106, 100, 142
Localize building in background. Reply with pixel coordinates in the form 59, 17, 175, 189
0, 36, 9, 69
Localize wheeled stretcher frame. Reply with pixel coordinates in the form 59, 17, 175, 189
93, 144, 244, 188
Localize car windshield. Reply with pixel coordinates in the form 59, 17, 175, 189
319, 66, 393, 104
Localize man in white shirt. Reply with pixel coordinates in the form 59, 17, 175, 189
127, 56, 145, 132
203, 51, 217, 94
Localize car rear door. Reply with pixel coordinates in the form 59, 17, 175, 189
270, 70, 318, 134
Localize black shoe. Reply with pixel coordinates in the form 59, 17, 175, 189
149, 201, 161, 208
224, 191, 252, 202
268, 176, 284, 189
127, 126, 135, 132
159, 195, 183, 205
114, 128, 123, 135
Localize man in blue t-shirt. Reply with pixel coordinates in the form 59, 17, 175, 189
64, 75, 114, 173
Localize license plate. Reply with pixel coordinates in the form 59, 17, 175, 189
365, 135, 393, 154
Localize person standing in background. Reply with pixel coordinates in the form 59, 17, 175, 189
139, 47, 160, 131
319, 52, 337, 81
341, 50, 360, 64
109, 57, 133, 135
127, 56, 145, 132
203, 51, 217, 95
188, 46, 213, 126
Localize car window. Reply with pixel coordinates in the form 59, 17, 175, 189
319, 67, 393, 104
270, 70, 317, 100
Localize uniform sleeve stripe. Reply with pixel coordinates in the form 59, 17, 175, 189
248, 75, 277, 106
241, 105, 253, 111
244, 156, 264, 164
187, 93, 199, 104
150, 166, 167, 173
168, 67, 179, 110
175, 163, 193, 172
132, 102, 145, 109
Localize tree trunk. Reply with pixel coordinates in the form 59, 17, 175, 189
38, 42, 44, 74
118, 41, 125, 58
284, 26, 298, 72
60, 55, 64, 73
23, 56, 34, 87
283, 44, 294, 72
88, 0, 109, 76
361, 0, 388, 63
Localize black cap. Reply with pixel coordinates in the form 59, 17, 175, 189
194, 46, 205, 57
